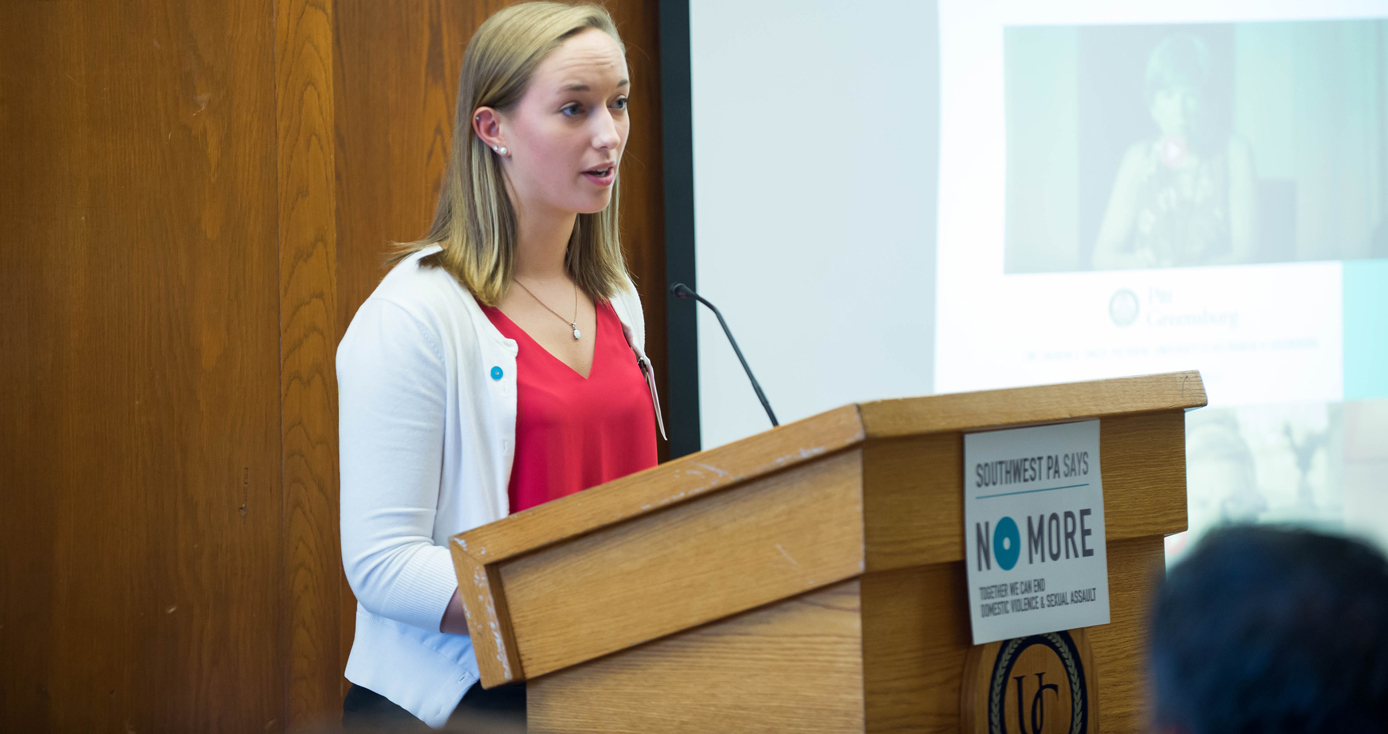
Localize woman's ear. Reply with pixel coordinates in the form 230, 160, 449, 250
472, 107, 506, 153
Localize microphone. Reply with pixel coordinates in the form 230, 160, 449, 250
670, 283, 779, 428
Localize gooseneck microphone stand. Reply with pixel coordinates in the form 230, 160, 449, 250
670, 283, 779, 428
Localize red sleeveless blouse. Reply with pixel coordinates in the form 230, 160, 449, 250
482, 301, 658, 514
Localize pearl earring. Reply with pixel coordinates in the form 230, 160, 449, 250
497, 146, 507, 155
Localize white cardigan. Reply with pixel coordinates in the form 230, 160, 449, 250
337, 246, 656, 727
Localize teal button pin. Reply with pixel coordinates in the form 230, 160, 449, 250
490, 366, 503, 380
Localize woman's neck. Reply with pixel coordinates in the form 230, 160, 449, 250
513, 203, 577, 283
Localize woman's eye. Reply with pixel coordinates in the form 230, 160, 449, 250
613, 97, 629, 111
561, 103, 583, 117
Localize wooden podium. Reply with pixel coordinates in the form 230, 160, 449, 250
450, 372, 1206, 733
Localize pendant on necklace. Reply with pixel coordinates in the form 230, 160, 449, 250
571, 324, 581, 340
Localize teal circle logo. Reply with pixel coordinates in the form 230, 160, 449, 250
995, 516, 1021, 571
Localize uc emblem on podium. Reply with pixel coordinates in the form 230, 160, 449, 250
961, 628, 1097, 734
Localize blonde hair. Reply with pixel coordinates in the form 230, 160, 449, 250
392, 2, 630, 306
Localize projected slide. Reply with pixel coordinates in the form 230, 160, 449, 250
1004, 22, 1385, 273
936, 1, 1388, 555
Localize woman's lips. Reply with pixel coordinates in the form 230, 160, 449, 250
582, 166, 615, 186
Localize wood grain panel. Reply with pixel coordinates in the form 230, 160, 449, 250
862, 564, 972, 733
0, 1, 284, 731
528, 580, 865, 734
276, 0, 342, 727
456, 404, 863, 564
863, 411, 1188, 572
1086, 535, 1165, 734
859, 371, 1206, 439
332, 0, 480, 334
863, 433, 964, 572
1099, 410, 1187, 540
498, 448, 866, 682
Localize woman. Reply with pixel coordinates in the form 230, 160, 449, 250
1092, 33, 1257, 271
336, 3, 663, 728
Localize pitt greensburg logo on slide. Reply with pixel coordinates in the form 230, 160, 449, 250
963, 421, 1111, 646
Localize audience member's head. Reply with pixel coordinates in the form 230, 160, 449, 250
1150, 525, 1388, 734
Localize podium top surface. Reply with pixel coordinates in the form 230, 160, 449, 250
452, 371, 1205, 566
856, 370, 1204, 438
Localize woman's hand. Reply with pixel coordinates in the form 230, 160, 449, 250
441, 589, 469, 635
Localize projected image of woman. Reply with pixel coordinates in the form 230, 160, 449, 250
1092, 34, 1256, 270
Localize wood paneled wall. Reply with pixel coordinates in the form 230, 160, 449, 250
0, 1, 285, 730
0, 1, 664, 731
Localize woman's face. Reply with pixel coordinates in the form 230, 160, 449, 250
493, 29, 630, 217
1149, 85, 1201, 139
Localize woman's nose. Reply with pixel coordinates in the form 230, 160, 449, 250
591, 109, 621, 150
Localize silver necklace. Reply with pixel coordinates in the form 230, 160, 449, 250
513, 278, 581, 340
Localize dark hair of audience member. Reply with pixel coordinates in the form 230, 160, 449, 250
1149, 525, 1388, 734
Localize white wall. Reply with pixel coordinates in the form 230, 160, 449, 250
690, 0, 940, 448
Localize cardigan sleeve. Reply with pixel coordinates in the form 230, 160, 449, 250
613, 279, 646, 353
337, 297, 460, 632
